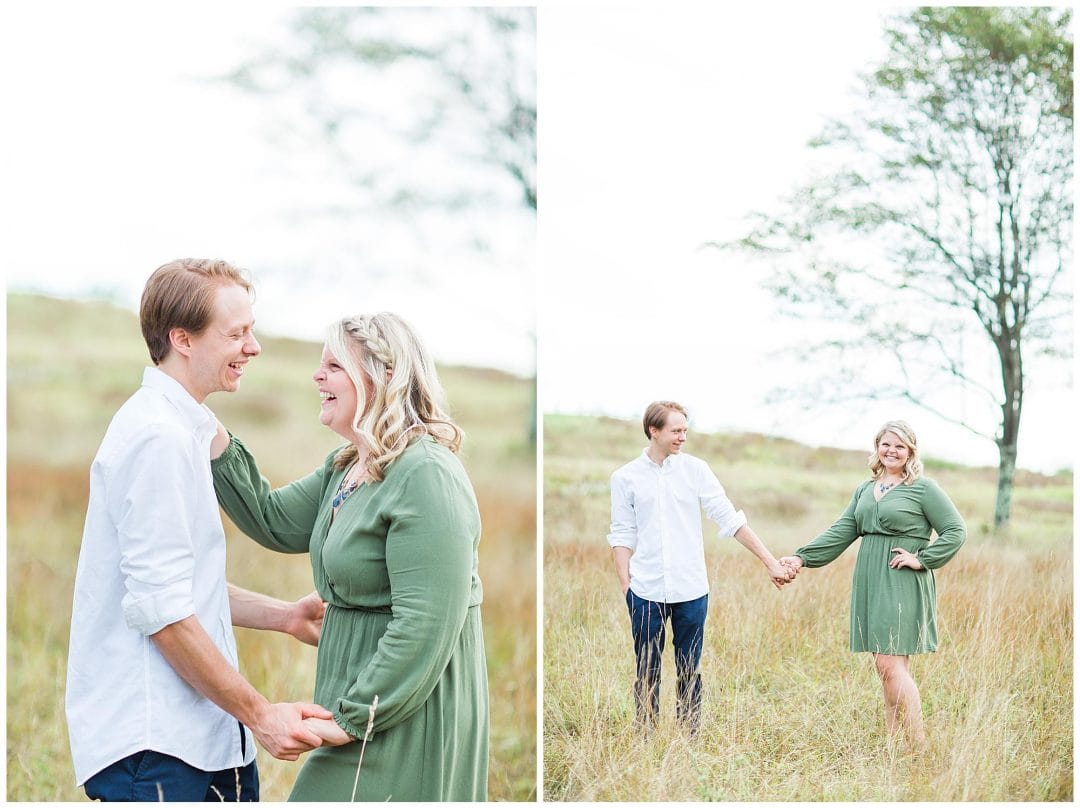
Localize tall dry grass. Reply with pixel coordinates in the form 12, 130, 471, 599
543, 414, 1072, 801
7, 293, 536, 801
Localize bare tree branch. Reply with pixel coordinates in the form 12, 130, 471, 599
720, 7, 1073, 528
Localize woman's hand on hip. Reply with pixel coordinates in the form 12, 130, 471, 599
889, 548, 924, 570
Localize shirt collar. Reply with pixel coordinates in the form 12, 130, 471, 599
141, 366, 216, 437
640, 447, 679, 470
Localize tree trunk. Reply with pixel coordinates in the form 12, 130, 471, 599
994, 438, 1017, 530
993, 332, 1023, 530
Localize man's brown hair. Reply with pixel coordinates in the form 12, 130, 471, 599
642, 400, 688, 440
139, 259, 252, 365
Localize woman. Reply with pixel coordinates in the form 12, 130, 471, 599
779, 420, 965, 746
210, 313, 488, 801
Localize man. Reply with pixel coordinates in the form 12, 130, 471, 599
66, 259, 332, 801
608, 400, 794, 732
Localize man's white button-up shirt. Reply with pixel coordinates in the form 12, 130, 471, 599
66, 367, 255, 785
608, 449, 748, 603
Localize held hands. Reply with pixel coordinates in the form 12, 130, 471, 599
771, 556, 804, 590
889, 548, 925, 570
252, 702, 334, 761
303, 717, 355, 747
767, 557, 799, 590
286, 591, 326, 647
779, 556, 804, 573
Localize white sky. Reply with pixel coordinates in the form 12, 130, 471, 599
538, 3, 1074, 473
2, 4, 535, 376
1, 3, 1073, 471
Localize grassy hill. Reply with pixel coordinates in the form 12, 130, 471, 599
7, 293, 536, 801
543, 412, 1072, 801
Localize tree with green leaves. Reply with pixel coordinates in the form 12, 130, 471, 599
723, 7, 1072, 529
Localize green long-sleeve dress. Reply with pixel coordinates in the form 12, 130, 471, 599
795, 477, 966, 655
212, 434, 488, 801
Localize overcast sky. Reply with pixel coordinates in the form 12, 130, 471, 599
538, 3, 1073, 473
2, 4, 535, 376
2, 3, 1072, 471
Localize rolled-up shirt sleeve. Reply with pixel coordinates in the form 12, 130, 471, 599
108, 425, 197, 635
607, 472, 638, 550
698, 464, 747, 538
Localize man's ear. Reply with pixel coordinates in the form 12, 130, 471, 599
168, 327, 194, 358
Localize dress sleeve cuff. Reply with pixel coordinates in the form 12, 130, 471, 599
122, 581, 195, 635
333, 704, 366, 741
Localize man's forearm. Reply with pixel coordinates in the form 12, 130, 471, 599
229, 585, 324, 647
151, 615, 330, 760
228, 583, 290, 632
612, 546, 633, 593
733, 524, 780, 567
151, 615, 269, 729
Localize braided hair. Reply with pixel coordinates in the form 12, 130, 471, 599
327, 313, 462, 480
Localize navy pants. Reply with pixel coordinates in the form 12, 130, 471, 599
84, 725, 258, 802
626, 589, 708, 730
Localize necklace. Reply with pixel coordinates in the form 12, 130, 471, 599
878, 478, 901, 494
332, 468, 361, 509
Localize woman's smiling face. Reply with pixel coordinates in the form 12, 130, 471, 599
877, 430, 911, 475
313, 345, 359, 442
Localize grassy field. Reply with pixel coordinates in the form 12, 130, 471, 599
7, 293, 537, 801
543, 413, 1072, 801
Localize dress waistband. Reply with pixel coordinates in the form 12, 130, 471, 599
326, 601, 482, 614
326, 602, 393, 615
863, 532, 929, 542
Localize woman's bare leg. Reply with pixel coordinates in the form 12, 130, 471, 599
873, 653, 925, 745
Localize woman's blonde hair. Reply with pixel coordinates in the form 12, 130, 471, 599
329, 313, 462, 480
868, 420, 923, 483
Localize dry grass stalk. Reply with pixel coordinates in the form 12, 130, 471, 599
350, 695, 380, 801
